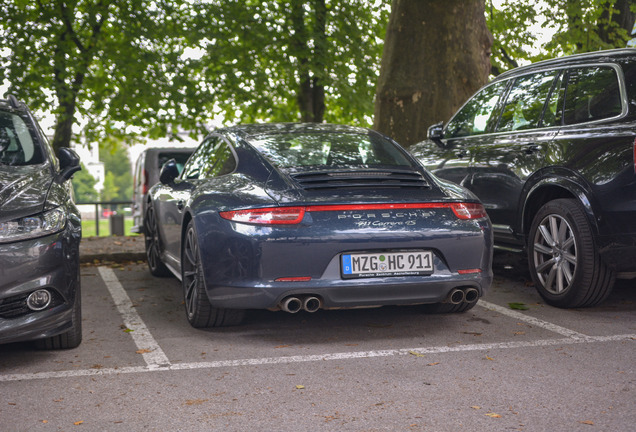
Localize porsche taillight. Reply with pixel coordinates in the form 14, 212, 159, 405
448, 203, 488, 220
220, 202, 487, 225
219, 206, 306, 224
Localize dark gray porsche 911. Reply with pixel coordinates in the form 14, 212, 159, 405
144, 123, 493, 327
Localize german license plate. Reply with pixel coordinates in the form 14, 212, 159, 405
341, 251, 433, 279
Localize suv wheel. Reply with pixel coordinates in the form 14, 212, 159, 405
182, 221, 245, 328
528, 199, 615, 308
144, 203, 171, 277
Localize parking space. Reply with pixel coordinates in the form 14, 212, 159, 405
1, 255, 635, 431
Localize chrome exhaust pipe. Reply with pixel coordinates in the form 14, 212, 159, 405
464, 288, 479, 303
447, 288, 465, 305
303, 296, 321, 313
281, 297, 302, 313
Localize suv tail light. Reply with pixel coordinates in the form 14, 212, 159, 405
220, 202, 487, 225
142, 169, 149, 195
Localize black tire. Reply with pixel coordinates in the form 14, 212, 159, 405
420, 299, 478, 314
144, 203, 171, 277
527, 198, 615, 308
182, 221, 245, 328
35, 284, 82, 350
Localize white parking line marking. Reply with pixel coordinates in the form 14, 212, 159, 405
477, 300, 591, 339
1, 334, 633, 382
97, 266, 170, 367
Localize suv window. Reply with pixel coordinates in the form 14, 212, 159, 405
446, 81, 508, 138
563, 66, 622, 125
497, 71, 559, 132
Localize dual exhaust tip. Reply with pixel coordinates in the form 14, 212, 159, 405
280, 288, 478, 313
446, 287, 480, 305
280, 296, 322, 313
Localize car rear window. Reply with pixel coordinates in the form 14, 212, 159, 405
563, 66, 623, 125
250, 132, 414, 169
0, 111, 44, 166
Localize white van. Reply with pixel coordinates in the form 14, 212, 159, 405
131, 147, 194, 233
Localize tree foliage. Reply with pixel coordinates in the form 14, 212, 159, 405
1, 0, 388, 153
487, 0, 636, 75
71, 163, 99, 202
188, 0, 389, 125
100, 139, 132, 202
1, 0, 204, 152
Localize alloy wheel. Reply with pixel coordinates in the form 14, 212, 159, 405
531, 213, 578, 295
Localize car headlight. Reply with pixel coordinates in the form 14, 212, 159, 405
0, 207, 67, 243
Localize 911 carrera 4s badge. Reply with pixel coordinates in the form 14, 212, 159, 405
341, 251, 433, 278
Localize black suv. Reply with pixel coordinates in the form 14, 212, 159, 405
412, 48, 636, 308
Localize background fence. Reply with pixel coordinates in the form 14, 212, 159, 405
77, 200, 135, 237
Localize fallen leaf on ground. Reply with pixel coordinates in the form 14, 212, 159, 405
427, 362, 440, 366
136, 349, 151, 354
74, 420, 84, 425
580, 420, 594, 425
275, 345, 291, 348
296, 385, 305, 389
485, 413, 501, 418
185, 399, 209, 405
408, 351, 425, 357
508, 302, 529, 310
471, 406, 481, 410
485, 356, 494, 361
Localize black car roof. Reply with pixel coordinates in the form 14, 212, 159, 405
495, 48, 636, 81
211, 122, 376, 140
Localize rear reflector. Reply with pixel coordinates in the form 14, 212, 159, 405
220, 202, 487, 225
458, 269, 482, 274
275, 276, 312, 282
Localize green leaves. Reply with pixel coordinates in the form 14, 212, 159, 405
1, 1, 389, 151
508, 302, 530, 310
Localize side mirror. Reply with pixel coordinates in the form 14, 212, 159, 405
159, 159, 180, 185
57, 147, 81, 181
427, 122, 445, 144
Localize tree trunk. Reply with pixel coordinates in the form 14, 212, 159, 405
290, 0, 326, 123
373, 0, 492, 148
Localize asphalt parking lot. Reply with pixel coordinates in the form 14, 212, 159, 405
1, 253, 635, 431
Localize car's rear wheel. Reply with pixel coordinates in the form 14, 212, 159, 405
144, 203, 171, 277
182, 221, 245, 328
35, 283, 82, 350
528, 199, 615, 308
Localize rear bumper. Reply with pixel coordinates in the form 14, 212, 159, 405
204, 271, 493, 310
